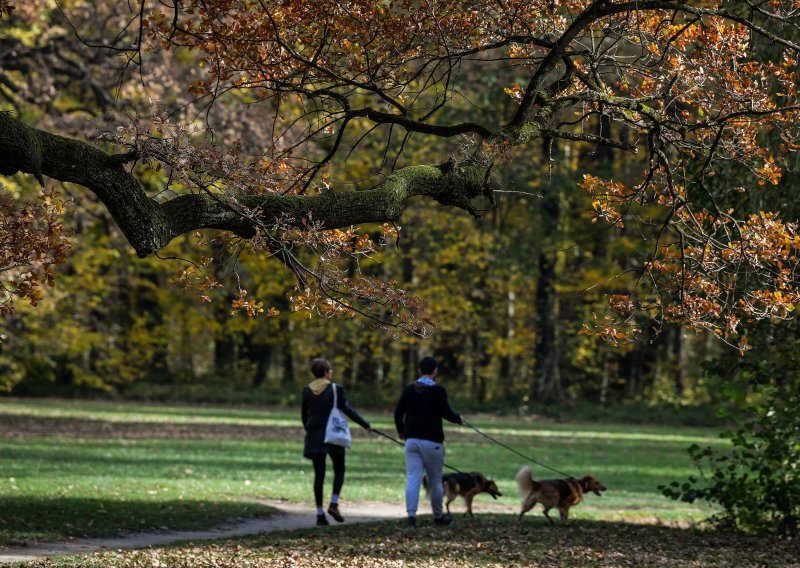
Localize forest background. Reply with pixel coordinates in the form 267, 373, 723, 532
2, 0, 800, 428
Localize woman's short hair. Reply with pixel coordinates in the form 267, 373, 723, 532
310, 358, 332, 378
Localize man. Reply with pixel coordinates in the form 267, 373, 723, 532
394, 356, 463, 527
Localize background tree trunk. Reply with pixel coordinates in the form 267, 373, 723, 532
532, 137, 563, 402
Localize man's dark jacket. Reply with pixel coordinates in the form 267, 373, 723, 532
394, 381, 461, 443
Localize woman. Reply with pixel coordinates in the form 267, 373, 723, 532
301, 358, 371, 526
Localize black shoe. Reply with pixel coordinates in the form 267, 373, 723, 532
406, 516, 417, 527
316, 514, 329, 526
327, 503, 345, 523
433, 513, 452, 526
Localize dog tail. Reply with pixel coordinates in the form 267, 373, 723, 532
423, 475, 448, 496
515, 465, 538, 496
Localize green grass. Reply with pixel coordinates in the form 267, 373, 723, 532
0, 397, 723, 547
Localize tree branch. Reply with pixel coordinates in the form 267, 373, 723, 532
0, 113, 489, 257
349, 107, 493, 139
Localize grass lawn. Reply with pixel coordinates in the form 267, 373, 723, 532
0, 397, 720, 548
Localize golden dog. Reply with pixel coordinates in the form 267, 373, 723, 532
515, 465, 606, 524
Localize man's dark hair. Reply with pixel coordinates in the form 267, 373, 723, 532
418, 356, 438, 375
310, 358, 332, 378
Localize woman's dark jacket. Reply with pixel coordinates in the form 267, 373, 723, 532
302, 383, 370, 458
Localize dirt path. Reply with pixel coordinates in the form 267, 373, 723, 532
0, 499, 407, 565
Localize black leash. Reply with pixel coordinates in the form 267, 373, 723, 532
461, 418, 575, 479
370, 427, 466, 474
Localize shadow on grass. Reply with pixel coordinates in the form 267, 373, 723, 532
0, 414, 307, 441
0, 495, 275, 546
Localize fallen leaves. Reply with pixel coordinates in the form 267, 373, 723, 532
23, 517, 800, 567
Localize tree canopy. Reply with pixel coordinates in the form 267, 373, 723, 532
2, 0, 800, 343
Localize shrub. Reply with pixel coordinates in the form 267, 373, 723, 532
661, 382, 800, 535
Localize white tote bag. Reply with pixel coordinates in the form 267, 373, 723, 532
324, 383, 352, 448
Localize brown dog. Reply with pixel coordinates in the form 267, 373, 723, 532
515, 465, 606, 524
424, 472, 502, 517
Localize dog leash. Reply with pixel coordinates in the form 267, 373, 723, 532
461, 418, 575, 479
370, 427, 466, 474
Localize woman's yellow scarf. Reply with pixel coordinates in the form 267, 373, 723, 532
308, 378, 331, 395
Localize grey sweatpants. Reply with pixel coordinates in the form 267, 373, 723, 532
404, 438, 444, 518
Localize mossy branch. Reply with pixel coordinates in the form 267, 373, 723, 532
0, 114, 489, 257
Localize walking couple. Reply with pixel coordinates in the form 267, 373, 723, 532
301, 356, 463, 526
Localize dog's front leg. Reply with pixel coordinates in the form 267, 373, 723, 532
542, 507, 556, 524
445, 495, 455, 515
464, 488, 479, 518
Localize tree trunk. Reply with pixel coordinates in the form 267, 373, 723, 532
673, 325, 686, 399
598, 355, 608, 404
499, 288, 516, 400
400, 234, 418, 384
531, 137, 562, 402
280, 319, 295, 387
213, 335, 237, 378
532, 250, 562, 401
249, 340, 274, 389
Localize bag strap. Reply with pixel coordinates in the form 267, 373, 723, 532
331, 382, 337, 410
